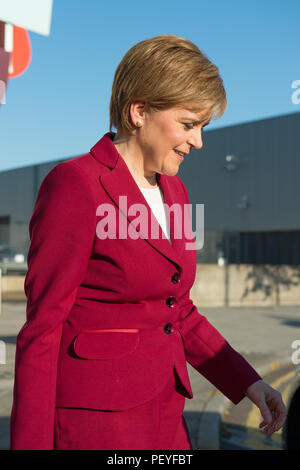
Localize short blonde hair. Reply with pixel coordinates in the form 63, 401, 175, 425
109, 34, 227, 136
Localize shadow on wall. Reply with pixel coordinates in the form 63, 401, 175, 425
241, 265, 300, 305
191, 264, 300, 307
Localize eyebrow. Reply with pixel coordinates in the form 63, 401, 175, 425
183, 118, 211, 127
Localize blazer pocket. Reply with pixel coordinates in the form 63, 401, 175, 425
73, 329, 140, 360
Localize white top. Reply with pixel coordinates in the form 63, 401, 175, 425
138, 186, 171, 241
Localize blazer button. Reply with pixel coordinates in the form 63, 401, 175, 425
164, 323, 174, 334
171, 273, 181, 284
166, 297, 177, 308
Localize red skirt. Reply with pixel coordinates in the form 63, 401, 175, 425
54, 370, 192, 450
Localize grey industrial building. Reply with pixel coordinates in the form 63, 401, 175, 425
0, 111, 299, 266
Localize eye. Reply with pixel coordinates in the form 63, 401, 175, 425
183, 122, 194, 130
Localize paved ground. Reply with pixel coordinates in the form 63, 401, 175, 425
1, 302, 300, 450
185, 304, 300, 449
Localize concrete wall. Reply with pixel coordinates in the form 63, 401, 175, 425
1, 275, 26, 301
190, 264, 300, 307
1, 264, 300, 306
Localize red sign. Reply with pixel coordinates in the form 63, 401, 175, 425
9, 25, 32, 79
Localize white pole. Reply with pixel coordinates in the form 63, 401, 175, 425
0, 267, 2, 316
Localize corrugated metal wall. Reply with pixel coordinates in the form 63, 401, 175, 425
0, 159, 65, 249
0, 112, 299, 262
178, 111, 300, 232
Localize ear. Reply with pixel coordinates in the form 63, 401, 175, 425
129, 101, 147, 126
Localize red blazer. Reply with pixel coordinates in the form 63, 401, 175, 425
10, 132, 261, 449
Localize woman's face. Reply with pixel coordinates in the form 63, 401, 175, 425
135, 104, 211, 177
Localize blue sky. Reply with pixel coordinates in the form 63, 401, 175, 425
0, 0, 299, 171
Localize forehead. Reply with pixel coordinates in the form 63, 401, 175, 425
172, 106, 211, 122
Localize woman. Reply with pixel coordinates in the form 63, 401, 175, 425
10, 35, 286, 450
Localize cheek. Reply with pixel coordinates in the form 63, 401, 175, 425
157, 122, 184, 145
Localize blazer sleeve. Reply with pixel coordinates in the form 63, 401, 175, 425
177, 178, 262, 405
10, 161, 96, 450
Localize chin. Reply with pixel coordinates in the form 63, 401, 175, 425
168, 167, 180, 177
161, 165, 180, 177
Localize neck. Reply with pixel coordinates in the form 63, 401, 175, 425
112, 132, 158, 188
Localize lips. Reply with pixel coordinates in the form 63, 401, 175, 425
174, 150, 184, 161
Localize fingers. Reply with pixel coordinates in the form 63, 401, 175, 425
260, 419, 276, 435
246, 380, 287, 436
258, 400, 273, 426
259, 408, 287, 435
259, 388, 287, 435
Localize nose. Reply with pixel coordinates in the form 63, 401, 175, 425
187, 129, 203, 150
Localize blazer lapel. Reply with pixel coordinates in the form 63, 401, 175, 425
90, 133, 184, 266
157, 173, 185, 260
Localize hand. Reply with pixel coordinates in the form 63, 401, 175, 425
245, 379, 287, 435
